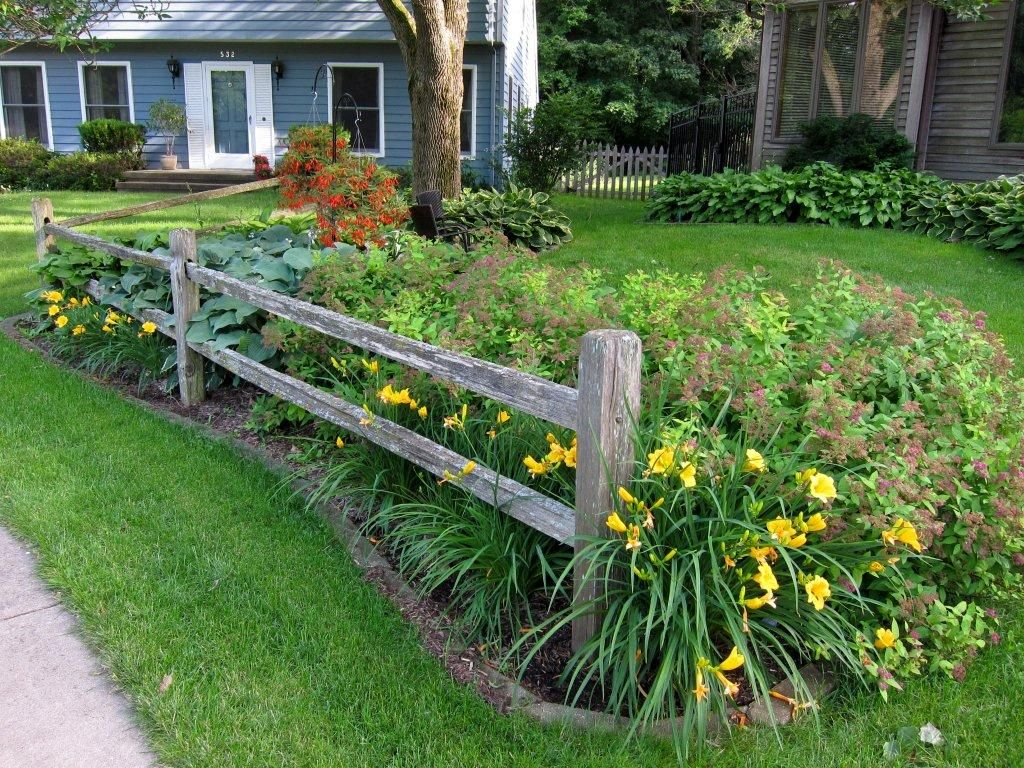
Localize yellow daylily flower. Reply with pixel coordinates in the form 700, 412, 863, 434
48, 304, 61, 317
361, 358, 380, 374
41, 290, 64, 304
72, 324, 86, 336
139, 321, 158, 336
68, 297, 79, 307
377, 385, 415, 407
562, 439, 577, 468
795, 468, 818, 485
101, 325, 113, 333
753, 562, 779, 592
713, 667, 739, 698
874, 628, 897, 650
496, 410, 511, 424
80, 296, 90, 306
868, 561, 885, 574
523, 456, 550, 477
417, 405, 428, 419
803, 513, 827, 532
606, 512, 628, 534
54, 315, 69, 328
808, 472, 837, 502
618, 487, 635, 506
742, 449, 767, 473
750, 545, 778, 563
443, 404, 469, 430
723, 554, 736, 569
335, 437, 345, 449
625, 524, 642, 552
883, 518, 923, 553
679, 461, 697, 488
718, 646, 745, 671
789, 533, 807, 548
744, 590, 777, 610
329, 356, 344, 370
647, 446, 676, 475
767, 517, 797, 542
693, 667, 709, 702
805, 576, 831, 611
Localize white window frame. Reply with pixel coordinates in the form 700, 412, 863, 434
0, 61, 54, 150
461, 64, 477, 159
77, 60, 135, 124
326, 62, 385, 157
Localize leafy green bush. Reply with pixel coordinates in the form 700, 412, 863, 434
647, 164, 944, 228
30, 151, 140, 191
499, 92, 600, 192
0, 138, 51, 189
782, 114, 915, 171
77, 119, 147, 157
444, 186, 573, 250
904, 174, 1024, 252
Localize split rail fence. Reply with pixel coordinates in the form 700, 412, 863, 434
31, 179, 642, 650
560, 143, 668, 200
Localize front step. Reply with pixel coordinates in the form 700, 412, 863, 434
116, 169, 259, 193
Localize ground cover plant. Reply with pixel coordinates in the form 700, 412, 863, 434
647, 163, 1024, 257
27, 190, 1024, 760
2, 190, 1024, 766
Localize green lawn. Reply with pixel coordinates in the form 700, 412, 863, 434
550, 195, 1024, 361
0, 190, 1022, 767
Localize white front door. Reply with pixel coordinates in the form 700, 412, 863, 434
202, 62, 255, 169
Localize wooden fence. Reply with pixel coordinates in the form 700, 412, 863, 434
30, 182, 642, 650
560, 143, 668, 200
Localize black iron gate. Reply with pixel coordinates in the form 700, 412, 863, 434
667, 90, 756, 176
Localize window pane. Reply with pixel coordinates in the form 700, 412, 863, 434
999, 1, 1024, 142
858, 0, 906, 123
461, 68, 473, 153
338, 108, 380, 153
83, 66, 129, 113
86, 105, 130, 121
777, 8, 819, 137
1, 66, 48, 145
817, 1, 861, 120
332, 67, 379, 108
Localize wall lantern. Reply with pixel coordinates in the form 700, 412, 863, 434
166, 57, 181, 88
272, 56, 285, 90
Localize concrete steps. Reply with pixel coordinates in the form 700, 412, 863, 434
116, 169, 258, 194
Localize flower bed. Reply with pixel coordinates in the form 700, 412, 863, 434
29, 211, 1024, 760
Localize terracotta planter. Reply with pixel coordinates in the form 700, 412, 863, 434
160, 155, 178, 171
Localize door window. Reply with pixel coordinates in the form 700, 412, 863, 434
210, 69, 249, 155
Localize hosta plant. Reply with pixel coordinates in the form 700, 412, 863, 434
443, 185, 573, 250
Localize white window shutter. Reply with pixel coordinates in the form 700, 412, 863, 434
183, 63, 206, 169
253, 64, 276, 160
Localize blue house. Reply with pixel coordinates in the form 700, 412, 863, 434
0, 0, 539, 184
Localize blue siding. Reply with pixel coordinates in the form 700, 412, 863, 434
93, 0, 495, 44
1, 43, 498, 177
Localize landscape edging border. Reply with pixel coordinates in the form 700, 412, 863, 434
1, 313, 833, 738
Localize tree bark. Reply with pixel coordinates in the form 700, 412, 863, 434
376, 0, 467, 197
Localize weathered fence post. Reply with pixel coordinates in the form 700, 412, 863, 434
31, 198, 56, 275
169, 228, 205, 406
572, 329, 642, 651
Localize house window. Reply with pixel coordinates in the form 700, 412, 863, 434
461, 67, 475, 155
0, 64, 50, 147
331, 65, 382, 155
997, 1, 1024, 142
776, 0, 907, 138
80, 63, 133, 122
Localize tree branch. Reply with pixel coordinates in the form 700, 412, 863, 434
376, 0, 417, 55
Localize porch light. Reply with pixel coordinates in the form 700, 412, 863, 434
166, 57, 181, 88
272, 56, 285, 90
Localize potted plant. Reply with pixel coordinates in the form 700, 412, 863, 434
148, 99, 187, 170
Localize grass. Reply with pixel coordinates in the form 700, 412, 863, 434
0, 190, 1022, 766
549, 195, 1024, 361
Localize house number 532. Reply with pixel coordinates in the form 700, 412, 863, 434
219, 50, 236, 58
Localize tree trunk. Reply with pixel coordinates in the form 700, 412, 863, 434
376, 0, 468, 198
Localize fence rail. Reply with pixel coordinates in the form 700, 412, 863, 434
30, 185, 642, 650
560, 143, 668, 200
667, 90, 757, 176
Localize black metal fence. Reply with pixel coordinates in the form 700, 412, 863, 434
667, 90, 757, 176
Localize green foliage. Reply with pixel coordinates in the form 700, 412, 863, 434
30, 151, 141, 191
147, 98, 186, 155
904, 175, 1024, 252
782, 114, 915, 171
538, 0, 758, 146
77, 118, 147, 157
647, 164, 944, 228
500, 93, 599, 192
0, 138, 51, 189
444, 186, 573, 250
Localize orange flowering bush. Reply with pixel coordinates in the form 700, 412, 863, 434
277, 124, 407, 248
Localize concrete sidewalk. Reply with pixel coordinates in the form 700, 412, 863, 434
0, 527, 157, 768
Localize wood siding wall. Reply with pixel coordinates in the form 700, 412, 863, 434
753, 0, 924, 168
921, 4, 1024, 180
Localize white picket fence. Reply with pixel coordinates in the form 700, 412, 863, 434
560, 142, 669, 200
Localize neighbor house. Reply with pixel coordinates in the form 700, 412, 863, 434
751, 0, 1024, 180
0, 0, 538, 183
